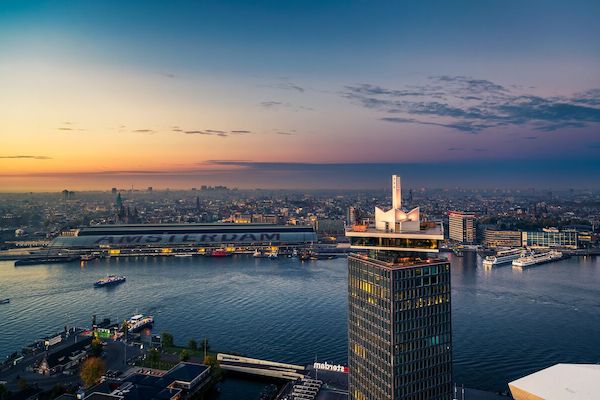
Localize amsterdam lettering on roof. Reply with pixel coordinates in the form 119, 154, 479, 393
92, 233, 282, 245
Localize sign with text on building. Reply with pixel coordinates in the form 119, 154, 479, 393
313, 362, 348, 373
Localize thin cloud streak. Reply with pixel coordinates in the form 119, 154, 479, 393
0, 155, 52, 160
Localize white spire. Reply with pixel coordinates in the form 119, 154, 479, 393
392, 175, 401, 210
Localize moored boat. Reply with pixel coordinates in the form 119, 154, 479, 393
512, 250, 563, 267
127, 314, 154, 332
483, 248, 525, 267
210, 248, 228, 257
15, 256, 80, 266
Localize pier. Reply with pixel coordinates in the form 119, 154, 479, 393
217, 353, 306, 380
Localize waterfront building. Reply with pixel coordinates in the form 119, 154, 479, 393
509, 363, 600, 400
522, 228, 578, 249
448, 211, 476, 244
346, 175, 452, 400
79, 362, 211, 399
50, 223, 316, 250
483, 229, 522, 248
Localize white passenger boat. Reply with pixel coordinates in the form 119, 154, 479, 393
127, 314, 154, 332
482, 248, 525, 267
512, 250, 563, 267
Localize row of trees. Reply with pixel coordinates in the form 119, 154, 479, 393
161, 332, 210, 353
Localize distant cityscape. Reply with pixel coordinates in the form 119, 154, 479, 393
1, 177, 599, 400
1, 184, 599, 252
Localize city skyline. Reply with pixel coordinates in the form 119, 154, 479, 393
2, 0, 600, 191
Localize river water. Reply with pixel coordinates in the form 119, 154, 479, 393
1, 253, 599, 394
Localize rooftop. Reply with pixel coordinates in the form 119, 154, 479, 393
349, 253, 449, 270
77, 223, 314, 236
509, 363, 600, 400
346, 222, 443, 238
160, 362, 209, 384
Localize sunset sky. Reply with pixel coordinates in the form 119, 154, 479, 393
1, 0, 600, 190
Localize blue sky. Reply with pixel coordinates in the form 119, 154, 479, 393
1, 0, 599, 189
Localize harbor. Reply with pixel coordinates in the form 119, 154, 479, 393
2, 253, 600, 397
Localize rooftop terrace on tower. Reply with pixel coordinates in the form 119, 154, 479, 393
347, 175, 444, 253
349, 252, 449, 270
346, 222, 443, 253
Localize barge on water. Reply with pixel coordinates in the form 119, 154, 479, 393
14, 256, 80, 266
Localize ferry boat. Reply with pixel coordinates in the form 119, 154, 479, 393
512, 250, 563, 267
127, 314, 154, 332
0, 298, 9, 305
483, 248, 525, 267
94, 275, 126, 287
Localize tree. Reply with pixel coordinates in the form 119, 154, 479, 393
203, 355, 222, 379
147, 348, 160, 367
80, 357, 106, 388
161, 332, 174, 347
179, 349, 190, 362
200, 337, 210, 353
48, 384, 66, 399
17, 378, 28, 392
188, 339, 197, 351
91, 337, 103, 357
121, 320, 129, 340
0, 384, 11, 400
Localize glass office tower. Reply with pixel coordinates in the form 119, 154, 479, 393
347, 176, 453, 400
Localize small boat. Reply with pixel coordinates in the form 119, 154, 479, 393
210, 249, 228, 257
80, 254, 97, 262
0, 298, 9, 305
268, 250, 278, 259
94, 275, 126, 287
174, 254, 193, 257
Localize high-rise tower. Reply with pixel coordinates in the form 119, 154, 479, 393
346, 175, 453, 400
